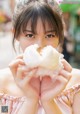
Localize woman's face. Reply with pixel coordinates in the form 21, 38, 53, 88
19, 18, 59, 52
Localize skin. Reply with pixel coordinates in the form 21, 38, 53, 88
19, 18, 59, 51
9, 18, 73, 114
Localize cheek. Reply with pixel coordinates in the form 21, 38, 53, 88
53, 39, 59, 47
19, 39, 34, 51
20, 41, 27, 51
47, 38, 59, 48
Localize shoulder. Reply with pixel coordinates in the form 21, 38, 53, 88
0, 68, 14, 93
0, 67, 13, 82
71, 68, 80, 84
0, 68, 24, 96
71, 68, 80, 75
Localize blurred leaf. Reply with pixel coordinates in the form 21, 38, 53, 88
60, 4, 80, 13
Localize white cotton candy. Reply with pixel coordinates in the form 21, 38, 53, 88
40, 46, 61, 70
23, 44, 41, 67
23, 44, 64, 77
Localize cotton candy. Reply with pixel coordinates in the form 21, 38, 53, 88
23, 44, 64, 77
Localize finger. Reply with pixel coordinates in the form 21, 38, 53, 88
55, 75, 68, 89
41, 76, 52, 92
23, 68, 38, 84
9, 59, 25, 77
62, 59, 72, 72
41, 76, 51, 84
17, 65, 27, 79
29, 77, 40, 93
15, 54, 23, 59
41, 75, 68, 99
23, 67, 38, 75
59, 70, 72, 80
17, 66, 38, 79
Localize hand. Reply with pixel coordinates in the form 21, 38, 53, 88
41, 59, 72, 102
9, 55, 40, 100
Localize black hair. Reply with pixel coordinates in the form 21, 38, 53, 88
13, 1, 64, 47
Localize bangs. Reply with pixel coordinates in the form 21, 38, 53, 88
22, 6, 58, 35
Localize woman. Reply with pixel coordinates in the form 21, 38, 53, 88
0, 0, 80, 114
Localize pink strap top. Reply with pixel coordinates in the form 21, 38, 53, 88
0, 94, 26, 114
55, 84, 80, 114
0, 84, 80, 114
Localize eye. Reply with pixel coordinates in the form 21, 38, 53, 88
25, 34, 35, 38
45, 33, 56, 39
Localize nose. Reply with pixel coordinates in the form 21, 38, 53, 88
36, 38, 46, 52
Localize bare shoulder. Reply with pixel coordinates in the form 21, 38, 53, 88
0, 68, 14, 93
71, 68, 80, 83
0, 68, 24, 96
71, 68, 80, 75
0, 67, 13, 82
66, 68, 80, 88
